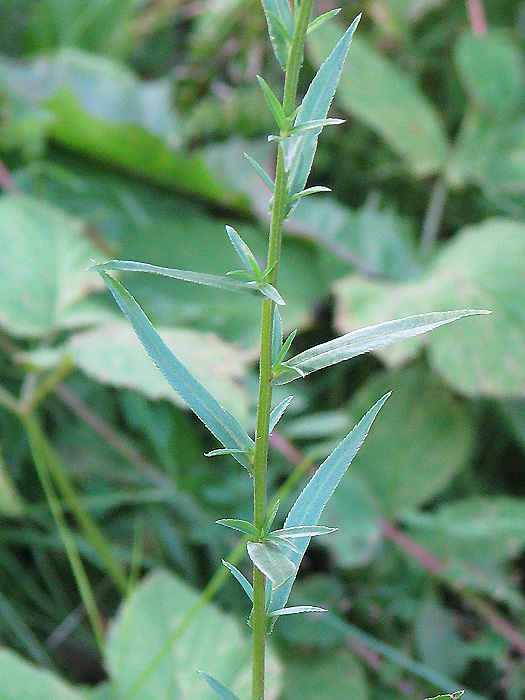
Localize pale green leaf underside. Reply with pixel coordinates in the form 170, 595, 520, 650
269, 392, 390, 616
247, 541, 295, 588
94, 260, 270, 299
271, 526, 336, 539
98, 272, 254, 470
270, 605, 326, 616
273, 310, 490, 385
197, 671, 242, 700
260, 0, 294, 70
285, 15, 361, 206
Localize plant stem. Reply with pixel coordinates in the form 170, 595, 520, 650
251, 2, 316, 699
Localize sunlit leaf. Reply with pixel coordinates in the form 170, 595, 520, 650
247, 541, 295, 588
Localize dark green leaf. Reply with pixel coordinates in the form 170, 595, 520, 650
216, 519, 260, 538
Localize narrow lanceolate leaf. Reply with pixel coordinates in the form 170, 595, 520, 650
261, 0, 294, 70
244, 153, 275, 192
269, 396, 294, 434
269, 393, 389, 617
247, 541, 295, 588
270, 525, 337, 539
286, 185, 331, 204
98, 272, 254, 471
196, 670, 242, 700
307, 8, 342, 35
272, 310, 491, 385
268, 535, 301, 555
269, 605, 326, 617
94, 260, 266, 298
272, 309, 284, 366
285, 14, 361, 207
264, 499, 280, 535
259, 282, 286, 306
257, 76, 287, 131
427, 693, 464, 700
289, 118, 344, 135
225, 225, 260, 275
216, 519, 261, 538
205, 448, 251, 458
222, 561, 253, 602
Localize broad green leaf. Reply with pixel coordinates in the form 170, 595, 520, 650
403, 497, 525, 568
0, 50, 247, 208
0, 450, 24, 518
247, 541, 295, 588
285, 15, 361, 205
307, 22, 449, 176
269, 392, 389, 616
22, 321, 251, 426
216, 519, 260, 538
269, 396, 294, 434
222, 560, 254, 602
273, 310, 487, 385
281, 647, 368, 700
415, 596, 469, 678
334, 219, 524, 397
0, 193, 104, 338
94, 260, 275, 300
260, 0, 294, 70
347, 367, 475, 514
270, 605, 326, 617
106, 570, 281, 700
455, 31, 524, 119
321, 472, 381, 568
0, 649, 83, 700
99, 274, 254, 469
197, 671, 242, 700
270, 526, 336, 539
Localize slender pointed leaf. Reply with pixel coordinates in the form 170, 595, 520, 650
196, 671, 242, 700
269, 396, 294, 434
259, 282, 285, 306
287, 185, 331, 204
307, 8, 342, 35
427, 693, 464, 700
270, 605, 326, 616
216, 519, 260, 538
285, 14, 361, 207
247, 541, 295, 588
289, 118, 345, 135
225, 225, 260, 275
275, 329, 297, 367
270, 525, 337, 538
94, 260, 263, 297
257, 76, 287, 130
222, 561, 254, 602
263, 499, 280, 535
269, 392, 389, 616
261, 1, 294, 70
205, 448, 251, 458
268, 535, 301, 555
272, 310, 490, 385
98, 272, 254, 470
272, 309, 284, 366
244, 153, 275, 192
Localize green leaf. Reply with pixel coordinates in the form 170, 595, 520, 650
270, 526, 337, 539
244, 153, 275, 192
260, 1, 294, 70
222, 560, 254, 602
415, 596, 469, 678
256, 76, 287, 131
285, 15, 361, 206
286, 185, 331, 204
216, 519, 260, 538
270, 605, 326, 617
269, 392, 389, 616
247, 541, 295, 588
22, 321, 251, 426
225, 225, 260, 276
269, 396, 294, 434
0, 450, 24, 518
205, 449, 252, 458
258, 282, 286, 306
307, 22, 449, 176
289, 117, 344, 135
196, 671, 242, 700
98, 273, 254, 470
334, 219, 524, 397
273, 310, 488, 385
272, 309, 285, 365
94, 260, 274, 300
263, 499, 281, 535
427, 693, 464, 700
0, 649, 83, 700
106, 571, 282, 700
347, 367, 475, 515
0, 193, 105, 338
307, 9, 342, 35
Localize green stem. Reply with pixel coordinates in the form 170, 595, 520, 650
251, 2, 316, 699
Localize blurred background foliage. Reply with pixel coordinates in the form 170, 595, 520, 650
0, 0, 523, 699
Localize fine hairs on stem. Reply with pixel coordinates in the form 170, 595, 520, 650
93, 2, 489, 699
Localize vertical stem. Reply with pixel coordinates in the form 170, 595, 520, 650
251, 2, 316, 699
466, 0, 488, 36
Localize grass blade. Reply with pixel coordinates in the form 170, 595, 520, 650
269, 392, 389, 617
99, 272, 254, 470
285, 14, 361, 207
273, 310, 491, 385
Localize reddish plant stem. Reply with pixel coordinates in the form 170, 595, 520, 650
467, 0, 488, 36
269, 431, 525, 659
0, 158, 16, 190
